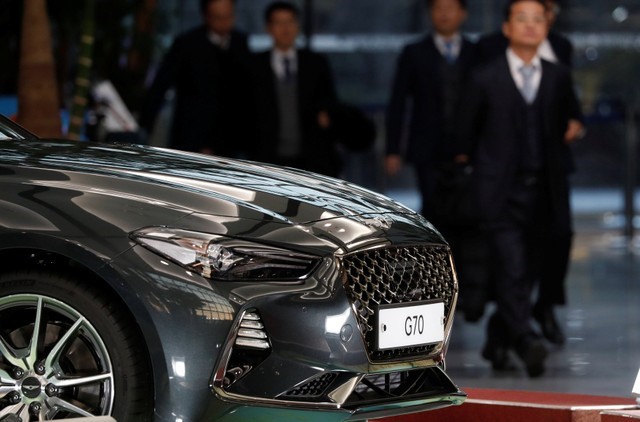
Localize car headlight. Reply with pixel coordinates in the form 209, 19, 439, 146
131, 227, 320, 281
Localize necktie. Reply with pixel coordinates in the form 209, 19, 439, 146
283, 57, 293, 81
443, 41, 456, 64
519, 65, 536, 104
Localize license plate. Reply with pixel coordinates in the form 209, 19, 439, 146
377, 301, 445, 350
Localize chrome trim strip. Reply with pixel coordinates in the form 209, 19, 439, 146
328, 375, 363, 405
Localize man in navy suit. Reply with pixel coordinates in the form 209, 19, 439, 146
385, 0, 477, 220
455, 0, 577, 377
477, 0, 582, 346
251, 1, 340, 177
140, 0, 251, 156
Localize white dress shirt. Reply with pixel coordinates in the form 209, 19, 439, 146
271, 49, 297, 81
208, 32, 230, 50
434, 32, 462, 62
537, 38, 558, 64
506, 48, 543, 99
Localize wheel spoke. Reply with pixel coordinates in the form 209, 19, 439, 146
0, 335, 22, 369
53, 372, 113, 388
18, 402, 30, 421
25, 296, 44, 370
46, 396, 96, 418
0, 367, 17, 386
0, 387, 17, 398
0, 368, 18, 394
44, 316, 85, 374
0, 403, 28, 419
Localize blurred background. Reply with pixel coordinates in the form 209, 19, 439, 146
1, 1, 640, 196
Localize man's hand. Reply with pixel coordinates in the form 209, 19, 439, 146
317, 111, 331, 129
385, 154, 403, 176
564, 119, 585, 144
454, 154, 470, 164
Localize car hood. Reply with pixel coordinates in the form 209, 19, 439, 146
5, 139, 425, 226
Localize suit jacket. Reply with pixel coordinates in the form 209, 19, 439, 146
386, 34, 478, 165
455, 56, 575, 229
477, 31, 582, 172
547, 31, 574, 67
251, 49, 339, 176
140, 26, 251, 154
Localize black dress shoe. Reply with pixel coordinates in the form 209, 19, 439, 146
481, 313, 516, 371
533, 304, 565, 345
481, 341, 516, 371
515, 335, 548, 378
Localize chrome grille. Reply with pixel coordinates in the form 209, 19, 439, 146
282, 373, 338, 400
342, 245, 455, 361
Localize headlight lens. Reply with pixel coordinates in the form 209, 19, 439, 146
131, 227, 320, 281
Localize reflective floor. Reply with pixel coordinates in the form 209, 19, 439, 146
387, 188, 640, 399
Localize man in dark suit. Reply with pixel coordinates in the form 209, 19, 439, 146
385, 0, 477, 220
140, 0, 251, 156
454, 0, 577, 377
385, 0, 488, 322
476, 0, 582, 346
251, 1, 340, 177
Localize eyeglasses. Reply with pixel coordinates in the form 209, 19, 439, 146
512, 13, 547, 25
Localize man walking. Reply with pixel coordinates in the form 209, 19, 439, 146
385, 0, 477, 219
454, 0, 577, 377
251, 1, 340, 177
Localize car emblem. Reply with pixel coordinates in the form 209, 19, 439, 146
398, 287, 424, 301
21, 377, 42, 398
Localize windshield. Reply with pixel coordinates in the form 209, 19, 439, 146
0, 115, 38, 140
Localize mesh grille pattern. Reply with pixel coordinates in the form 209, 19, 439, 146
283, 373, 338, 399
355, 371, 405, 395
344, 367, 458, 408
342, 245, 455, 361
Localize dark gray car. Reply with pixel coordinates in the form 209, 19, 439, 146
0, 115, 465, 421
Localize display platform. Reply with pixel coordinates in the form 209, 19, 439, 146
601, 410, 640, 421
375, 388, 639, 422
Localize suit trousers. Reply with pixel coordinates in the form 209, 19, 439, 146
414, 164, 440, 220
538, 171, 573, 306
538, 230, 572, 305
487, 175, 550, 344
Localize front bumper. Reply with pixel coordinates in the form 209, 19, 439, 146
110, 242, 464, 421
207, 245, 464, 419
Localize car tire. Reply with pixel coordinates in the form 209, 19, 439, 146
0, 270, 152, 421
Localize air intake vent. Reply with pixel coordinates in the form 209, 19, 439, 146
282, 373, 338, 400
235, 311, 270, 350
343, 367, 460, 409
224, 309, 271, 388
